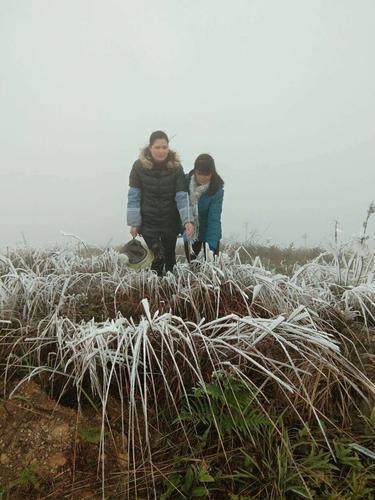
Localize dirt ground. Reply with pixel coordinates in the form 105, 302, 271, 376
0, 381, 128, 499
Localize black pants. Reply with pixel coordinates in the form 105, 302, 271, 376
184, 240, 220, 263
143, 233, 177, 276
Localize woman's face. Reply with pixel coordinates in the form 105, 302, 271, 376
150, 139, 169, 162
195, 171, 212, 186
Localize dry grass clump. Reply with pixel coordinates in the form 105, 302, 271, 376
1, 223, 374, 497
1, 238, 374, 401
219, 241, 323, 274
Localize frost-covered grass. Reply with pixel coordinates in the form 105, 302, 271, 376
0, 227, 374, 497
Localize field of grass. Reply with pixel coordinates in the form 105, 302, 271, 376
0, 220, 374, 498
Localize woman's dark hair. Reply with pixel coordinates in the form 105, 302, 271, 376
194, 153, 224, 196
194, 154, 215, 175
149, 130, 169, 146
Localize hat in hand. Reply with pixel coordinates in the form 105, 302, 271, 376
121, 239, 153, 270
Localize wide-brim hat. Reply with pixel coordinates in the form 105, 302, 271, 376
121, 239, 154, 270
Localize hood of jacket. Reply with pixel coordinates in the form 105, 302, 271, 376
139, 147, 181, 170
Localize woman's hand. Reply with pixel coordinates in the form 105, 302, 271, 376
184, 222, 194, 239
130, 226, 138, 238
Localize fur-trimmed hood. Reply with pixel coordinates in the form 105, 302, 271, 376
139, 147, 181, 170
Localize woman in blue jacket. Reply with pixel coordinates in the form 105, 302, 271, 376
184, 154, 224, 261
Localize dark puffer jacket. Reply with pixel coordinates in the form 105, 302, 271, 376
127, 148, 190, 236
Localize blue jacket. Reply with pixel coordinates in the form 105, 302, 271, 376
185, 171, 224, 251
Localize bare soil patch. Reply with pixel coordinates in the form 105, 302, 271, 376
0, 381, 128, 499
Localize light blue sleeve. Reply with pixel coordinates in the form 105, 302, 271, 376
175, 191, 192, 226
127, 187, 141, 227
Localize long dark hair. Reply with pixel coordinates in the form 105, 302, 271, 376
194, 153, 224, 196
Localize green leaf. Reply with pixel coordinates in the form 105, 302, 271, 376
198, 468, 214, 483
197, 426, 211, 450
183, 465, 195, 493
191, 486, 208, 497
335, 442, 363, 470
160, 472, 182, 500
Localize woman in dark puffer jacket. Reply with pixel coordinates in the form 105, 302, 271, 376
127, 130, 194, 275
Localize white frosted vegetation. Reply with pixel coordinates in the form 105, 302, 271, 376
0, 233, 374, 494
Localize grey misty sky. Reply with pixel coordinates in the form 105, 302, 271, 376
0, 0, 374, 248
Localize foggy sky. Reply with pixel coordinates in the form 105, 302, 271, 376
1, 0, 374, 249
